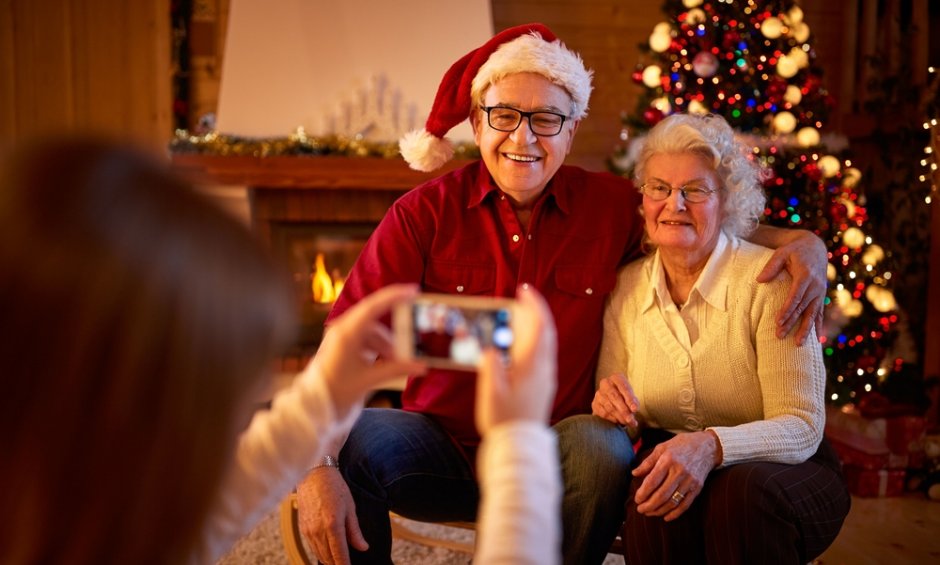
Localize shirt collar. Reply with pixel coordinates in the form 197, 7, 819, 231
641, 230, 732, 313
467, 160, 569, 215
469, 160, 501, 208
694, 230, 731, 311
642, 253, 669, 314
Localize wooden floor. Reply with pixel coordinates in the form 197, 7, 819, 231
815, 494, 940, 565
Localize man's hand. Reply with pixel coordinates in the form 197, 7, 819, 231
296, 469, 368, 565
755, 230, 827, 345
475, 285, 557, 432
592, 374, 639, 428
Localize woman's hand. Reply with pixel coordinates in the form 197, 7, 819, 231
312, 284, 428, 420
592, 374, 639, 428
475, 285, 557, 432
633, 430, 721, 521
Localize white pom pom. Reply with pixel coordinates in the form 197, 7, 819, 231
399, 129, 455, 172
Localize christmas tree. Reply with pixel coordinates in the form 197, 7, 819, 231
610, 0, 902, 406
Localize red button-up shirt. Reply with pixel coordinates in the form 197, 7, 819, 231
328, 160, 643, 449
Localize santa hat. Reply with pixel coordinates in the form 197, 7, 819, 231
399, 23, 593, 172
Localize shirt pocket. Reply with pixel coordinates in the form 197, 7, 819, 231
554, 265, 617, 300
424, 259, 496, 295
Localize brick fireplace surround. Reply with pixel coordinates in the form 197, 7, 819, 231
171, 154, 471, 372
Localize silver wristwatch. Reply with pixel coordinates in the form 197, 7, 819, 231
312, 454, 340, 469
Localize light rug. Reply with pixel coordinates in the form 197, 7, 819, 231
216, 511, 622, 564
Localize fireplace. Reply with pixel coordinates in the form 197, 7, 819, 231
272, 221, 374, 345
171, 154, 470, 368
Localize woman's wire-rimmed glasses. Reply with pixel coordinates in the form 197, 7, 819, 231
639, 182, 718, 203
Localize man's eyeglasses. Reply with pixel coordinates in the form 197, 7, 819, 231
480, 105, 568, 137
639, 182, 719, 203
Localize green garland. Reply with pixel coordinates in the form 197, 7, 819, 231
168, 128, 480, 159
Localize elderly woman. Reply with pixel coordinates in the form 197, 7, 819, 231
594, 113, 850, 564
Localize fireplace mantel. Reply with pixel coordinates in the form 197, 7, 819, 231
171, 153, 474, 245
170, 153, 472, 191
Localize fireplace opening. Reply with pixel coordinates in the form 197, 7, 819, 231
271, 222, 375, 348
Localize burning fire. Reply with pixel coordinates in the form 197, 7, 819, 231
311, 253, 346, 303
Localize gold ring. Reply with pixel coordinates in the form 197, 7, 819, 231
671, 490, 685, 505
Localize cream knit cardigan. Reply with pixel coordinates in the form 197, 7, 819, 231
597, 234, 826, 467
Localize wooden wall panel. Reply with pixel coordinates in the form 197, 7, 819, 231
800, 0, 851, 131
0, 0, 171, 148
7, 1, 75, 139
0, 1, 16, 143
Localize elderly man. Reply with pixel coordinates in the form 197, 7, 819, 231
296, 23, 826, 565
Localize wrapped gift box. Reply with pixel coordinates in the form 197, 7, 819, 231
885, 415, 928, 454
825, 405, 927, 470
829, 437, 893, 470
843, 465, 906, 497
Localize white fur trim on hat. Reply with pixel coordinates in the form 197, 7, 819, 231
471, 32, 593, 120
399, 128, 455, 172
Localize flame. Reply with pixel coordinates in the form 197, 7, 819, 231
311, 253, 335, 303
310, 254, 346, 304
331, 268, 346, 297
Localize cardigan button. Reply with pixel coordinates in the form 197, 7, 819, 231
456, 285, 465, 293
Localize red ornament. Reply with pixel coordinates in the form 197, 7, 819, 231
632, 69, 644, 84
643, 107, 665, 126
829, 202, 847, 222
722, 30, 741, 50
692, 51, 720, 78
765, 77, 788, 103
803, 162, 822, 181
803, 74, 823, 93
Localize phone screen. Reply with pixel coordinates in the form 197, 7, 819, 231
408, 297, 513, 369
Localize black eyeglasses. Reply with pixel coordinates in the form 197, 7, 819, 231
639, 182, 719, 203
479, 105, 569, 137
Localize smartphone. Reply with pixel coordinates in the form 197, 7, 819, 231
393, 293, 515, 371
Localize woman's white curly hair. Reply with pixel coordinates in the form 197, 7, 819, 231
634, 113, 768, 237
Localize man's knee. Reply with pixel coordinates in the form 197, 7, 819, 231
555, 414, 634, 489
341, 409, 434, 491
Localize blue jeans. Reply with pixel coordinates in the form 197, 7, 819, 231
338, 409, 633, 565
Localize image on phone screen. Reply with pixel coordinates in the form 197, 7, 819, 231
411, 300, 513, 368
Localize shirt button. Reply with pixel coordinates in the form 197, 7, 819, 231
678, 356, 690, 368
527, 234, 532, 240
585, 288, 593, 295
456, 285, 464, 293
521, 283, 530, 290
512, 234, 520, 242
679, 389, 693, 403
